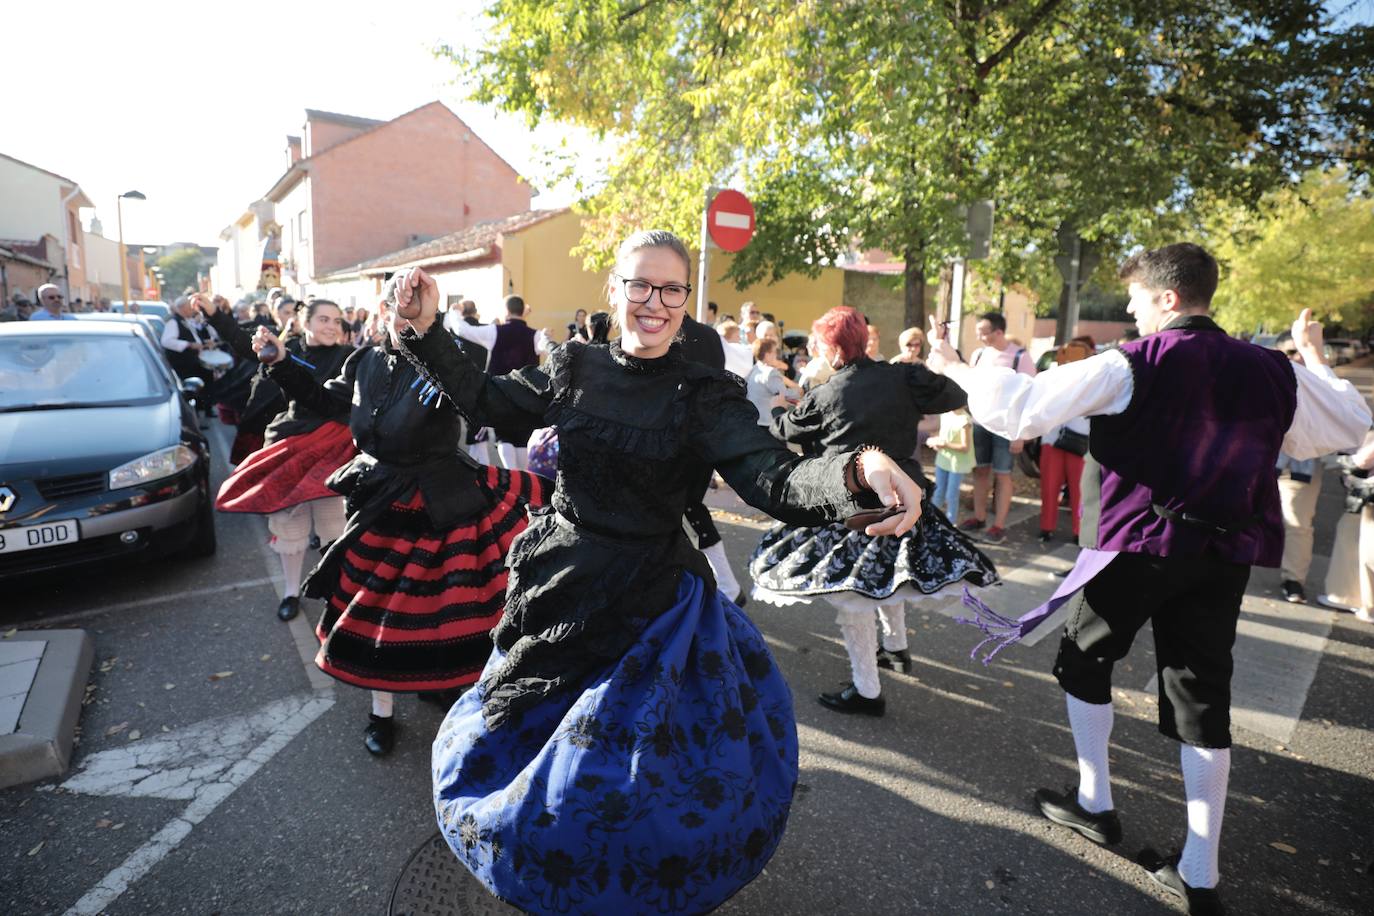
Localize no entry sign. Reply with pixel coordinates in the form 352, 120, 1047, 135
706, 189, 755, 252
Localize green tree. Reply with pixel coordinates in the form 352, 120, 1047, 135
156, 249, 204, 301
451, 1, 1370, 326
1209, 168, 1374, 334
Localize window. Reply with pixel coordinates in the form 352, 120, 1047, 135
297, 210, 309, 242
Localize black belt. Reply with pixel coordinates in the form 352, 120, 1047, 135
1151, 503, 1260, 537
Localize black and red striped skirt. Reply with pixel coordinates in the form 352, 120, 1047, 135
314, 465, 550, 692
216, 420, 357, 515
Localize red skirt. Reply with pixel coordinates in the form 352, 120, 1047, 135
216, 421, 357, 515
314, 466, 550, 692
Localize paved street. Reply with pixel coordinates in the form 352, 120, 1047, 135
4, 398, 1374, 915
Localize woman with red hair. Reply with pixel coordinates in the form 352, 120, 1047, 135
750, 306, 999, 716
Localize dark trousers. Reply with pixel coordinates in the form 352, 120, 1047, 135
1053, 551, 1250, 748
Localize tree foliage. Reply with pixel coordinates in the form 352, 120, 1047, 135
1209, 168, 1374, 334
449, 1, 1372, 325
156, 249, 204, 300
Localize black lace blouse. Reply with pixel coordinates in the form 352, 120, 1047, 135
398, 323, 876, 727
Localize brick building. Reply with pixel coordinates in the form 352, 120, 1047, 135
212, 102, 532, 299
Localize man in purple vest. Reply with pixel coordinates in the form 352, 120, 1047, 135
451, 295, 553, 470
928, 243, 1370, 915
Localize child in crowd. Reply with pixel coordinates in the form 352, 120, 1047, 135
929, 407, 973, 521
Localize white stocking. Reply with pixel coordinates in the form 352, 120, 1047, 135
371, 691, 394, 719
1066, 693, 1114, 813
836, 616, 881, 699
876, 601, 908, 652
1178, 745, 1229, 889
700, 541, 741, 602
279, 550, 305, 599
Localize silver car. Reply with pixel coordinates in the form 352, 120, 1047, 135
0, 321, 215, 578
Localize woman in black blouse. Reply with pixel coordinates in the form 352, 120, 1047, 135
248, 296, 549, 757
389, 230, 925, 916
750, 306, 999, 717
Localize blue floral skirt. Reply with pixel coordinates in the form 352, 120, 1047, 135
431, 572, 799, 916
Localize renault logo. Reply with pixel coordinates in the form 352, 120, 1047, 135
0, 486, 14, 513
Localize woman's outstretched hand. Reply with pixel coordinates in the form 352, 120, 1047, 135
859, 450, 923, 536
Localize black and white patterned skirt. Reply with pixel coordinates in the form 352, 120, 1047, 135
748, 498, 999, 606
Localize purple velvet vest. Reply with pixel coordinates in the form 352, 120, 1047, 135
1088, 316, 1296, 567
487, 319, 538, 376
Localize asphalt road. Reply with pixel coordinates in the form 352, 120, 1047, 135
3, 410, 1374, 915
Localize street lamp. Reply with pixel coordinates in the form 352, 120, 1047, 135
116, 190, 146, 312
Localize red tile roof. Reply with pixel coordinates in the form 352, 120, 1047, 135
323, 209, 567, 278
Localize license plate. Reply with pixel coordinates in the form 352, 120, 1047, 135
0, 519, 80, 555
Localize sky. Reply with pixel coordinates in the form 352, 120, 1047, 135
1, 0, 606, 248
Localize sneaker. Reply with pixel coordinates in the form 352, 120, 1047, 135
1038, 530, 1054, 545
960, 517, 986, 532
1137, 848, 1226, 915
1033, 787, 1122, 845
1280, 579, 1306, 604
983, 526, 1007, 544
1316, 593, 1357, 612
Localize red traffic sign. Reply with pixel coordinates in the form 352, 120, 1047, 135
707, 189, 755, 252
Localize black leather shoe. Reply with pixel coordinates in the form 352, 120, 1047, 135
1280, 579, 1306, 604
1034, 787, 1123, 845
276, 596, 300, 622
364, 714, 396, 756
1138, 848, 1226, 915
876, 647, 913, 674
733, 591, 749, 609
818, 684, 885, 717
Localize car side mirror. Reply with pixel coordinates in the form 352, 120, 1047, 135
181, 377, 205, 395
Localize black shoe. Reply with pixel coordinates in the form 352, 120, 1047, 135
1280, 579, 1306, 604
418, 688, 464, 709
818, 684, 885, 717
876, 647, 913, 674
733, 590, 749, 609
1038, 530, 1054, 544
1138, 848, 1226, 915
308, 533, 321, 551
364, 714, 395, 756
276, 596, 300, 622
1033, 787, 1123, 845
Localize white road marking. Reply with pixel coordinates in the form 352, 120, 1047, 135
58, 420, 339, 914
61, 693, 329, 800
32, 578, 275, 627
62, 693, 333, 916
1143, 592, 1331, 743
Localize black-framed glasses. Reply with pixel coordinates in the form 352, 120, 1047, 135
613, 274, 692, 309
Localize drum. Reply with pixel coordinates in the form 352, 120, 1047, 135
198, 348, 234, 375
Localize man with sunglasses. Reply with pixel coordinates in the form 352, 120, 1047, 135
28, 284, 76, 320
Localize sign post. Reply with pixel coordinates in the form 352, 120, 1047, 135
695, 188, 756, 322
947, 199, 994, 351
1054, 224, 1100, 345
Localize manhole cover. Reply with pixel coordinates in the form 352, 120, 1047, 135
389, 832, 522, 916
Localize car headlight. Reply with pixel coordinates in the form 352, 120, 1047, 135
108, 445, 198, 489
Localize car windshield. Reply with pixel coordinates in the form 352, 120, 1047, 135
0, 335, 170, 411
